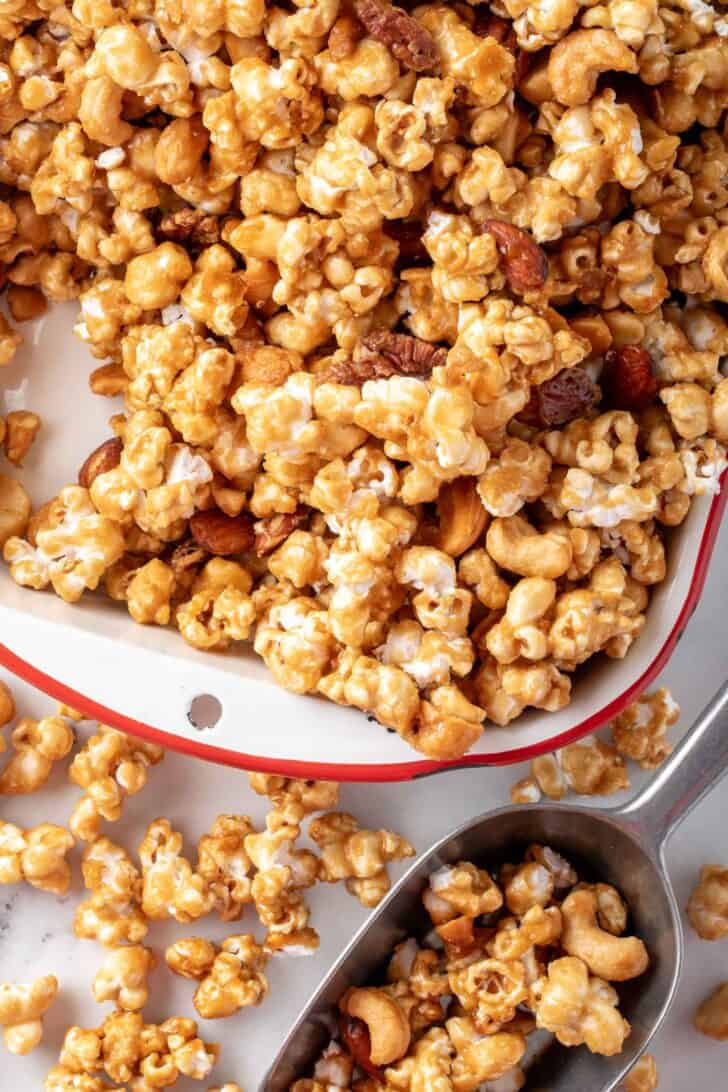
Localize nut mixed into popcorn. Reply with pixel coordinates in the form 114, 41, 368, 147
291, 845, 649, 1089
1, 0, 727, 761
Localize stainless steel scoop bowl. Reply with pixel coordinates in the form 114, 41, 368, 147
263, 682, 728, 1091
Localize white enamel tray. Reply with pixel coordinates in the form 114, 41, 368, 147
1, 304, 725, 779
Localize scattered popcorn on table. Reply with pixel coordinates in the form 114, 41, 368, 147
54, 1011, 219, 1087
309, 811, 415, 907
0, 820, 74, 895
139, 818, 214, 923
68, 726, 164, 842
166, 935, 268, 1020
694, 982, 728, 1041
0, 975, 58, 1055
248, 774, 339, 815
687, 864, 728, 940
91, 945, 157, 1012
75, 837, 148, 947
611, 688, 680, 768
621, 1053, 659, 1092
511, 735, 630, 802
0, 715, 74, 795
196, 814, 256, 922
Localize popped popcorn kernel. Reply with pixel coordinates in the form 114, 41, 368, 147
0, 975, 58, 1055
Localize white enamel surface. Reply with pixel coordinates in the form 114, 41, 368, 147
0, 304, 723, 773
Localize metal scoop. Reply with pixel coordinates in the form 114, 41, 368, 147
264, 682, 728, 1091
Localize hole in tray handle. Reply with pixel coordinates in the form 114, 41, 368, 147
188, 694, 223, 731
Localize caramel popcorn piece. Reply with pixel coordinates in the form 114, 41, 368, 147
534, 956, 631, 1055
247, 774, 339, 814
75, 837, 148, 947
622, 1053, 658, 1092
3, 411, 41, 466
0, 313, 22, 367
0, 475, 32, 550
0, 682, 14, 730
197, 814, 256, 921
695, 982, 728, 1040
309, 811, 415, 907
69, 726, 164, 842
423, 861, 503, 924
4, 486, 125, 604
0, 821, 74, 895
0, 716, 74, 795
611, 687, 680, 768
56, 1011, 219, 1087
166, 935, 268, 1019
92, 946, 157, 1012
0, 976, 58, 1055
521, 736, 630, 802
139, 818, 214, 923
687, 864, 728, 940
245, 807, 320, 951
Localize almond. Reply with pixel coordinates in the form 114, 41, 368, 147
189, 509, 254, 555
78, 437, 123, 489
482, 219, 549, 293
435, 477, 489, 557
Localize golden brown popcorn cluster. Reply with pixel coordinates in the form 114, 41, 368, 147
0, 975, 58, 1055
511, 686, 680, 801
291, 844, 650, 1090
1, 0, 727, 761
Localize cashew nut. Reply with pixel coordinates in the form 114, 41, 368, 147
339, 986, 411, 1065
79, 76, 133, 146
486, 515, 572, 579
547, 30, 638, 107
561, 889, 649, 981
434, 477, 489, 558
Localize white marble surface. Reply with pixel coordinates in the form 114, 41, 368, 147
0, 516, 727, 1091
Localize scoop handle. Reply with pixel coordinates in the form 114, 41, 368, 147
617, 680, 728, 849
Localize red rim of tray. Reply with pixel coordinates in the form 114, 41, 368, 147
1, 477, 725, 782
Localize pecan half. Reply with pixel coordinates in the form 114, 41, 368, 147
354, 0, 438, 72
78, 437, 123, 489
339, 1014, 383, 1084
189, 509, 255, 555
158, 208, 220, 249
482, 220, 549, 293
254, 508, 309, 556
383, 219, 429, 263
169, 538, 209, 576
601, 345, 658, 411
522, 366, 599, 427
323, 331, 447, 385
